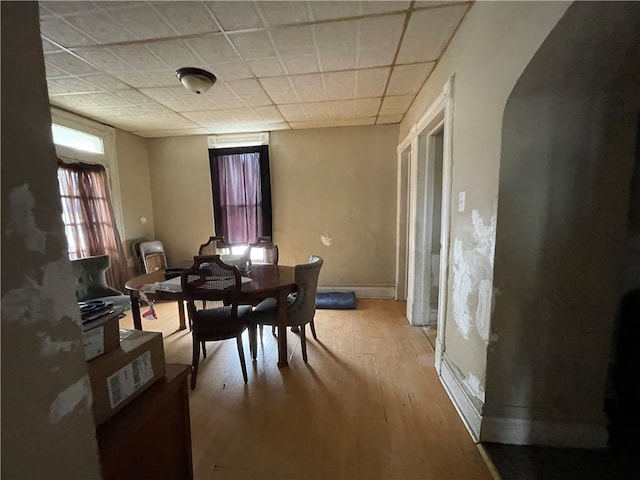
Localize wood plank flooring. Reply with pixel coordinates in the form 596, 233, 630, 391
119, 298, 494, 480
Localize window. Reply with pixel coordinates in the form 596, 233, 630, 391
209, 145, 273, 245
52, 124, 104, 154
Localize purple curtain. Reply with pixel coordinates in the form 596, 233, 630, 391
213, 152, 262, 244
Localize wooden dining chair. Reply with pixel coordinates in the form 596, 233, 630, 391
198, 236, 232, 256
181, 255, 251, 388
249, 236, 279, 265
249, 255, 323, 363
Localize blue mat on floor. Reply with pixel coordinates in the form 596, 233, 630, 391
315, 291, 356, 310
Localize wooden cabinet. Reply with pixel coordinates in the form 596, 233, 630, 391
97, 364, 193, 480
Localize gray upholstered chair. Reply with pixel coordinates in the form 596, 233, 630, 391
181, 255, 251, 388
70, 254, 131, 310
249, 255, 323, 362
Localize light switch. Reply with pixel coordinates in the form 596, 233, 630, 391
458, 191, 466, 212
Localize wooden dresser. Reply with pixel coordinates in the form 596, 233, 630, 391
96, 363, 193, 479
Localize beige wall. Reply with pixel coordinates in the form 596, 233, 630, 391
147, 124, 399, 287
270, 125, 398, 286
1, 2, 101, 477
116, 129, 156, 272
399, 1, 571, 424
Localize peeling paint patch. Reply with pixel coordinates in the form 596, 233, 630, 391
321, 233, 332, 246
6, 184, 46, 253
463, 373, 486, 403
451, 210, 496, 342
2, 258, 80, 326
38, 332, 80, 356
49, 375, 92, 423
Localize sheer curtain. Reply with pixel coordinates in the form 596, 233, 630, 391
209, 145, 272, 244
57, 161, 128, 291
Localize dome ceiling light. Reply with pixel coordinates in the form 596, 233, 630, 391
175, 67, 217, 94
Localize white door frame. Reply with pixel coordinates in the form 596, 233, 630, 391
396, 76, 454, 372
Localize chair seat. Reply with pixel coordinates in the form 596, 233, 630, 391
251, 295, 297, 325
193, 305, 251, 339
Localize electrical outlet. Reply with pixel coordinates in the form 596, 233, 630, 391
458, 191, 466, 212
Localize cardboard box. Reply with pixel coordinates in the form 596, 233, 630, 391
82, 307, 122, 361
87, 330, 166, 426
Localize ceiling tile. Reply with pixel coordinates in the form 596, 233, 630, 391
228, 31, 276, 60
397, 5, 467, 63
44, 52, 98, 75
41, 38, 63, 53
210, 62, 253, 81
133, 128, 211, 138
79, 73, 131, 91
146, 39, 202, 70
83, 92, 127, 107
62, 11, 136, 45
323, 71, 355, 101
355, 67, 390, 98
111, 89, 155, 105
290, 118, 375, 129
226, 79, 271, 107
207, 83, 245, 109
106, 5, 175, 41
40, 1, 98, 17
151, 1, 219, 36
301, 103, 331, 121
259, 77, 296, 104
377, 114, 404, 124
44, 62, 67, 78
314, 20, 357, 71
185, 35, 240, 65
40, 17, 96, 48
50, 94, 102, 109
205, 1, 263, 31
254, 105, 285, 123
380, 95, 414, 115
112, 70, 177, 88
279, 104, 306, 122
108, 44, 168, 71
47, 80, 72, 95
281, 56, 319, 75
358, 14, 404, 68
387, 62, 434, 95
361, 1, 411, 15
290, 74, 326, 103
47, 76, 100, 94
73, 47, 131, 72
182, 110, 234, 127
246, 58, 285, 78
271, 24, 315, 57
255, 1, 310, 26
309, 1, 361, 21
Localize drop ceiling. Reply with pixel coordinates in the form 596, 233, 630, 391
40, 1, 470, 138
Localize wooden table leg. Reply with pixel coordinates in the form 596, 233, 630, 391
177, 300, 187, 330
131, 293, 142, 330
277, 289, 289, 368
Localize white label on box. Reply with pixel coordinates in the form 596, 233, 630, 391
106, 351, 154, 408
83, 326, 104, 361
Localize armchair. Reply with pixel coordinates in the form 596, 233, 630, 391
70, 254, 131, 311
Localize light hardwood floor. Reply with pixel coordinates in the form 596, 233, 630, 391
120, 299, 494, 480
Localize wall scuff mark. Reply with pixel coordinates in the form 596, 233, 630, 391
6, 184, 46, 253
39, 333, 80, 356
451, 210, 496, 342
49, 375, 92, 423
2, 259, 80, 326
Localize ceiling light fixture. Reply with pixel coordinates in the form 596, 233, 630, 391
175, 67, 217, 94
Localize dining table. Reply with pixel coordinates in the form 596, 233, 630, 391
125, 264, 297, 368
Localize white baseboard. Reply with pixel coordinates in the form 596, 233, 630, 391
481, 416, 608, 449
440, 357, 482, 442
316, 285, 395, 298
